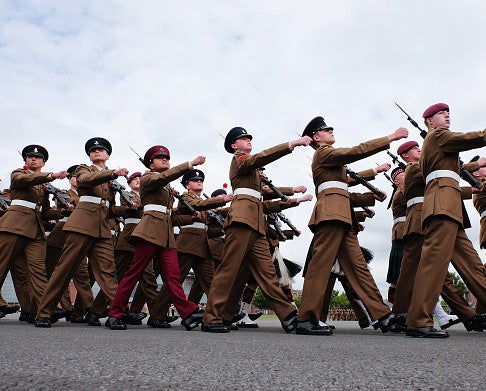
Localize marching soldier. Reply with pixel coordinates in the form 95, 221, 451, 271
201, 127, 312, 333
106, 145, 206, 330
0, 145, 69, 323
297, 116, 408, 335
36, 138, 130, 327
146, 169, 232, 327
406, 103, 486, 337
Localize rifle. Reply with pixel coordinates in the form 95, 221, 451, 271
109, 179, 134, 205
267, 212, 287, 241
386, 150, 407, 170
259, 172, 289, 202
42, 182, 71, 209
276, 212, 301, 236
202, 192, 225, 227
0, 194, 11, 210
346, 167, 386, 199
171, 187, 198, 216
395, 102, 482, 189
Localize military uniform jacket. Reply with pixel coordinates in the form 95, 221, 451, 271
175, 192, 226, 259
63, 164, 126, 239
0, 168, 62, 239
403, 163, 425, 237
47, 188, 79, 248
225, 142, 293, 236
391, 187, 406, 241
420, 126, 486, 228
131, 162, 192, 248
115, 190, 142, 252
308, 137, 390, 231
472, 183, 486, 247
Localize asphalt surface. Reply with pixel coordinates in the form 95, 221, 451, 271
0, 313, 485, 390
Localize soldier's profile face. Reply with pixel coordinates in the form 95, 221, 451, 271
232, 137, 252, 153
315, 129, 335, 145
150, 157, 170, 171
428, 110, 450, 129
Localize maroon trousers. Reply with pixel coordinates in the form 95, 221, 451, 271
109, 239, 197, 320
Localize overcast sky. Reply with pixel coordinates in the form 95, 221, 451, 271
2, 1, 486, 295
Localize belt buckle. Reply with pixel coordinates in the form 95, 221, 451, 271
100, 199, 107, 207
35, 204, 42, 212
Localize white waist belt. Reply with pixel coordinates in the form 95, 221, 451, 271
180, 222, 207, 230
480, 210, 486, 219
425, 170, 460, 185
393, 216, 406, 224
144, 204, 167, 213
233, 188, 261, 199
406, 197, 424, 208
317, 181, 348, 194
124, 218, 141, 224
59, 217, 69, 222
79, 196, 110, 208
11, 199, 42, 212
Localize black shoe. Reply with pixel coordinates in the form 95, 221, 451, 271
377, 312, 394, 333
248, 311, 263, 321
222, 320, 239, 330
0, 304, 20, 315
64, 308, 73, 322
166, 315, 179, 324
405, 326, 449, 338
51, 307, 69, 324
231, 311, 246, 324
182, 309, 204, 331
19, 312, 30, 322
34, 317, 51, 328
281, 310, 298, 333
296, 321, 333, 335
0, 311, 5, 319
389, 313, 407, 333
465, 314, 486, 332
201, 323, 230, 333
106, 316, 127, 330
84, 311, 101, 326
122, 312, 147, 325
28, 313, 36, 324
147, 317, 171, 328
70, 315, 87, 323
358, 318, 370, 329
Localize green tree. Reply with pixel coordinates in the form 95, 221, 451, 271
251, 287, 269, 310
330, 291, 351, 309
449, 271, 468, 296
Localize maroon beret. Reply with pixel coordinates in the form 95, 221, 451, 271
127, 171, 141, 183
143, 145, 170, 168
422, 103, 449, 119
391, 167, 405, 181
397, 140, 419, 155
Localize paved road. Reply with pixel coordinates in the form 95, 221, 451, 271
0, 313, 485, 390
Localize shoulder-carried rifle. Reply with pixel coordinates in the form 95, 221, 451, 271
0, 194, 11, 210
276, 211, 301, 236
386, 150, 407, 170
203, 192, 225, 227
109, 179, 134, 205
395, 102, 482, 189
42, 182, 71, 209
259, 172, 289, 202
346, 167, 386, 199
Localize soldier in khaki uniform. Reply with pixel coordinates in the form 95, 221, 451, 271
390, 141, 486, 333
146, 169, 232, 327
297, 116, 408, 335
406, 103, 486, 337
106, 145, 206, 330
0, 145, 69, 324
45, 165, 93, 321
112, 171, 159, 324
201, 127, 312, 333
386, 167, 406, 305
36, 138, 130, 327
